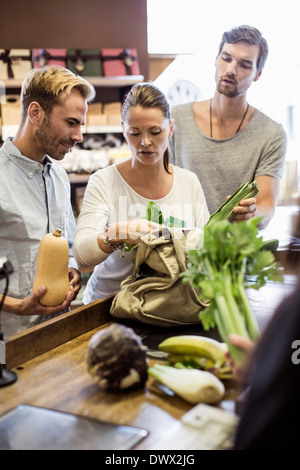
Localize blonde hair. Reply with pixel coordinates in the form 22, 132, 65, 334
21, 65, 96, 120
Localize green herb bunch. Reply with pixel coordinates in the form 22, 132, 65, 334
183, 217, 283, 364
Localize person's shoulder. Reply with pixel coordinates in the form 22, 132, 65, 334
253, 108, 286, 134
173, 164, 199, 181
0, 138, 14, 161
171, 101, 194, 116
87, 163, 118, 187
92, 163, 117, 178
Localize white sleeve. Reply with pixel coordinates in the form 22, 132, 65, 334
193, 173, 210, 227
73, 172, 110, 268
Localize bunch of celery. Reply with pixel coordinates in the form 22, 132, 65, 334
182, 217, 283, 364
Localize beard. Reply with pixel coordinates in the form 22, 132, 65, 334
217, 81, 239, 98
36, 114, 74, 161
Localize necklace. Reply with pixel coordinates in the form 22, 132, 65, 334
209, 99, 249, 138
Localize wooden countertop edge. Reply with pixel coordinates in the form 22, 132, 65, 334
6, 295, 116, 369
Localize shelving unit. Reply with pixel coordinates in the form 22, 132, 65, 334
0, 74, 143, 214
1, 74, 144, 136
1, 75, 144, 92
81, 125, 122, 134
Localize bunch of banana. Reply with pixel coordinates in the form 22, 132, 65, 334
158, 335, 233, 379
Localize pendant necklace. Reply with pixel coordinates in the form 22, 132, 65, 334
209, 99, 249, 138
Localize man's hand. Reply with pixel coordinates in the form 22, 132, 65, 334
6, 286, 74, 317
230, 197, 257, 222
2, 269, 82, 317
228, 333, 256, 381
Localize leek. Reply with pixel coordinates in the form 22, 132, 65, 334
206, 181, 258, 226
124, 201, 186, 252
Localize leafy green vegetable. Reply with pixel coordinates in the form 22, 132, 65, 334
146, 201, 164, 224
145, 201, 186, 228
182, 217, 283, 364
206, 181, 258, 226
124, 201, 186, 252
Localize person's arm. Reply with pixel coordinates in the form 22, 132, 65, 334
73, 170, 162, 266
228, 333, 256, 382
230, 175, 280, 229
0, 286, 75, 317
97, 219, 162, 254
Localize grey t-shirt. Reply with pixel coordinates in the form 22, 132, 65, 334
169, 102, 287, 214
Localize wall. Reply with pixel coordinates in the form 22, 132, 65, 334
0, 0, 149, 80
149, 55, 175, 81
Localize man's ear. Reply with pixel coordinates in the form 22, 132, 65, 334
169, 118, 175, 138
28, 101, 44, 126
253, 71, 262, 82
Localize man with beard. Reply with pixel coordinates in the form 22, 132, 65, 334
0, 66, 95, 337
169, 25, 287, 229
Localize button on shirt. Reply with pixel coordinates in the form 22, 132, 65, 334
0, 138, 77, 337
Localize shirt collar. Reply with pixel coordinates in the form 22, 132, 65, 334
3, 137, 52, 179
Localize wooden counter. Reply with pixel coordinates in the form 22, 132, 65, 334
0, 296, 240, 450
0, 276, 297, 450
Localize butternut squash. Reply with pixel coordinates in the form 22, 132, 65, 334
33, 228, 70, 306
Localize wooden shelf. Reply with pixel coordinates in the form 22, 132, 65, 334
82, 124, 122, 134
2, 75, 144, 90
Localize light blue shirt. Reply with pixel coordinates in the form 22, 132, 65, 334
0, 137, 77, 337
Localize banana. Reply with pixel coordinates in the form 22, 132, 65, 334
167, 354, 216, 370
158, 335, 227, 366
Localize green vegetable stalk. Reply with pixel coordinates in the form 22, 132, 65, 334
206, 181, 258, 226
124, 201, 186, 252
183, 218, 283, 364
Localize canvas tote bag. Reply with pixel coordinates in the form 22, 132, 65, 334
110, 228, 209, 327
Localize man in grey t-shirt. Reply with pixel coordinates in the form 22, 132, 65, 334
169, 25, 287, 229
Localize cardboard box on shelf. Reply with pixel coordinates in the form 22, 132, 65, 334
0, 100, 21, 139
1, 94, 20, 105
67, 49, 102, 77
86, 102, 107, 127
1, 101, 21, 125
32, 49, 67, 68
87, 113, 107, 127
0, 49, 32, 80
103, 102, 122, 115
101, 48, 140, 76
106, 114, 121, 125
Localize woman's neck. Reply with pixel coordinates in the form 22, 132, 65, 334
116, 159, 173, 200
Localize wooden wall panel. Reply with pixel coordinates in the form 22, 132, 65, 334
0, 0, 149, 80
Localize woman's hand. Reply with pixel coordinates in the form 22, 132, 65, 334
68, 267, 82, 299
99, 219, 162, 253
126, 219, 162, 245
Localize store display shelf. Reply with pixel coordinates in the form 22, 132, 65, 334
1, 75, 144, 90
82, 124, 122, 134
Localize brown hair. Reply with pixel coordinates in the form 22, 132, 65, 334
217, 25, 269, 73
121, 82, 172, 173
